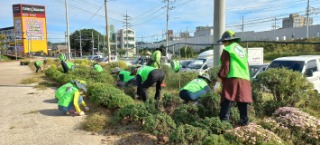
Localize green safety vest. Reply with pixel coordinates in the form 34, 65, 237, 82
119, 70, 135, 83
55, 82, 73, 100
66, 61, 74, 69
181, 78, 208, 92
36, 60, 42, 67
137, 66, 156, 82
223, 42, 250, 80
58, 86, 79, 107
151, 50, 161, 69
94, 64, 103, 72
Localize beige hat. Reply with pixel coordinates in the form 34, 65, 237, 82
112, 67, 121, 73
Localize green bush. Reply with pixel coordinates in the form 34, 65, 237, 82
192, 117, 233, 135
106, 60, 127, 69
203, 134, 241, 145
20, 60, 30, 65
144, 99, 159, 115
107, 94, 134, 110
166, 71, 199, 90
172, 104, 200, 126
197, 93, 220, 118
82, 113, 108, 132
143, 113, 176, 141
252, 68, 315, 117
169, 124, 208, 145
115, 103, 151, 125
162, 93, 182, 114
87, 83, 125, 107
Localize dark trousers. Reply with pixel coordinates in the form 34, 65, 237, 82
61, 61, 69, 73
219, 99, 249, 126
136, 69, 165, 102
34, 62, 40, 73
116, 79, 137, 88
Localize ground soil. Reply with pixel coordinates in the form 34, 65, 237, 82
0, 60, 156, 145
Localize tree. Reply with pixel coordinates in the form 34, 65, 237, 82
69, 29, 105, 52
179, 46, 195, 58
0, 34, 7, 59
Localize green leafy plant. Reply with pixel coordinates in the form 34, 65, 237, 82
162, 93, 182, 114
172, 104, 200, 126
115, 103, 151, 125
192, 117, 233, 135
197, 93, 220, 118
203, 134, 242, 145
82, 113, 108, 132
169, 124, 208, 145
166, 71, 199, 90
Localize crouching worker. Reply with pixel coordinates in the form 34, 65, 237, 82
57, 80, 89, 116
112, 67, 136, 87
179, 74, 212, 104
34, 59, 47, 73
93, 63, 103, 72
61, 61, 76, 73
131, 66, 165, 103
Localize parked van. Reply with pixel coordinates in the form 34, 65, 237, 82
268, 55, 320, 92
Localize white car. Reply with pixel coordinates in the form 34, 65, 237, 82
180, 58, 213, 74
268, 55, 320, 92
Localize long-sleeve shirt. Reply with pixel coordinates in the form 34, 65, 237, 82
73, 91, 87, 113
218, 50, 253, 103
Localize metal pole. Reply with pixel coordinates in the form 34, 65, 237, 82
65, 0, 71, 59
306, 0, 310, 38
213, 0, 225, 66
14, 31, 17, 60
126, 11, 129, 58
92, 31, 94, 55
165, 0, 169, 59
79, 30, 82, 58
98, 35, 100, 53
105, 0, 111, 62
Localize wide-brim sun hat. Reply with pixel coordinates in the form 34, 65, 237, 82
73, 80, 87, 93
112, 67, 121, 73
198, 74, 212, 83
217, 30, 241, 43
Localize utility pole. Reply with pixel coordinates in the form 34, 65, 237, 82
306, 0, 310, 38
92, 31, 94, 55
213, 0, 225, 66
98, 35, 100, 53
241, 16, 244, 32
163, 0, 175, 59
105, 0, 111, 62
65, 0, 71, 59
79, 30, 82, 58
123, 11, 130, 57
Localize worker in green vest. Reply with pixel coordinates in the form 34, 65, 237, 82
131, 65, 165, 103
93, 63, 103, 72
57, 80, 89, 116
147, 46, 165, 69
34, 59, 47, 73
58, 53, 66, 61
217, 30, 252, 126
112, 67, 136, 87
55, 80, 76, 100
179, 74, 212, 103
61, 61, 76, 73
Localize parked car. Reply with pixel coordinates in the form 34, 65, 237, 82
181, 58, 213, 74
249, 64, 268, 79
96, 56, 117, 63
268, 55, 320, 92
87, 55, 103, 61
180, 60, 193, 68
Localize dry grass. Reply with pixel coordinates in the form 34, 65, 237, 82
82, 112, 109, 132
23, 110, 39, 115
20, 77, 41, 84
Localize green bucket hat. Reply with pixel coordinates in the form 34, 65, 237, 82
170, 60, 181, 73
217, 30, 241, 43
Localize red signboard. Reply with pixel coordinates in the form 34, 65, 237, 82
12, 4, 46, 18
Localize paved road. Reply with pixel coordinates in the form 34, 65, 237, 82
0, 61, 105, 145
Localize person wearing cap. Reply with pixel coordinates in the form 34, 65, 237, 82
112, 67, 136, 87
93, 63, 103, 72
217, 30, 252, 126
147, 46, 165, 69
57, 80, 89, 116
131, 65, 165, 103
179, 74, 212, 103
34, 59, 47, 73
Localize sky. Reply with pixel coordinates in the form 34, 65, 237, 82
1, 0, 320, 43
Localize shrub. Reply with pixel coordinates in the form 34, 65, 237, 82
203, 134, 241, 145
172, 104, 199, 126
87, 83, 125, 107
20, 60, 30, 65
115, 103, 151, 125
123, 86, 136, 98
144, 99, 159, 115
169, 124, 208, 145
192, 117, 233, 135
143, 113, 176, 142
162, 93, 182, 114
197, 93, 220, 118
273, 107, 320, 145
107, 60, 127, 69
82, 113, 108, 132
166, 71, 199, 90
225, 123, 284, 145
107, 94, 134, 110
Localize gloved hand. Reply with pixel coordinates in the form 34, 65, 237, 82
85, 107, 90, 111
79, 111, 85, 116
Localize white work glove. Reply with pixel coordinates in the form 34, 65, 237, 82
79, 111, 85, 116
85, 107, 90, 111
